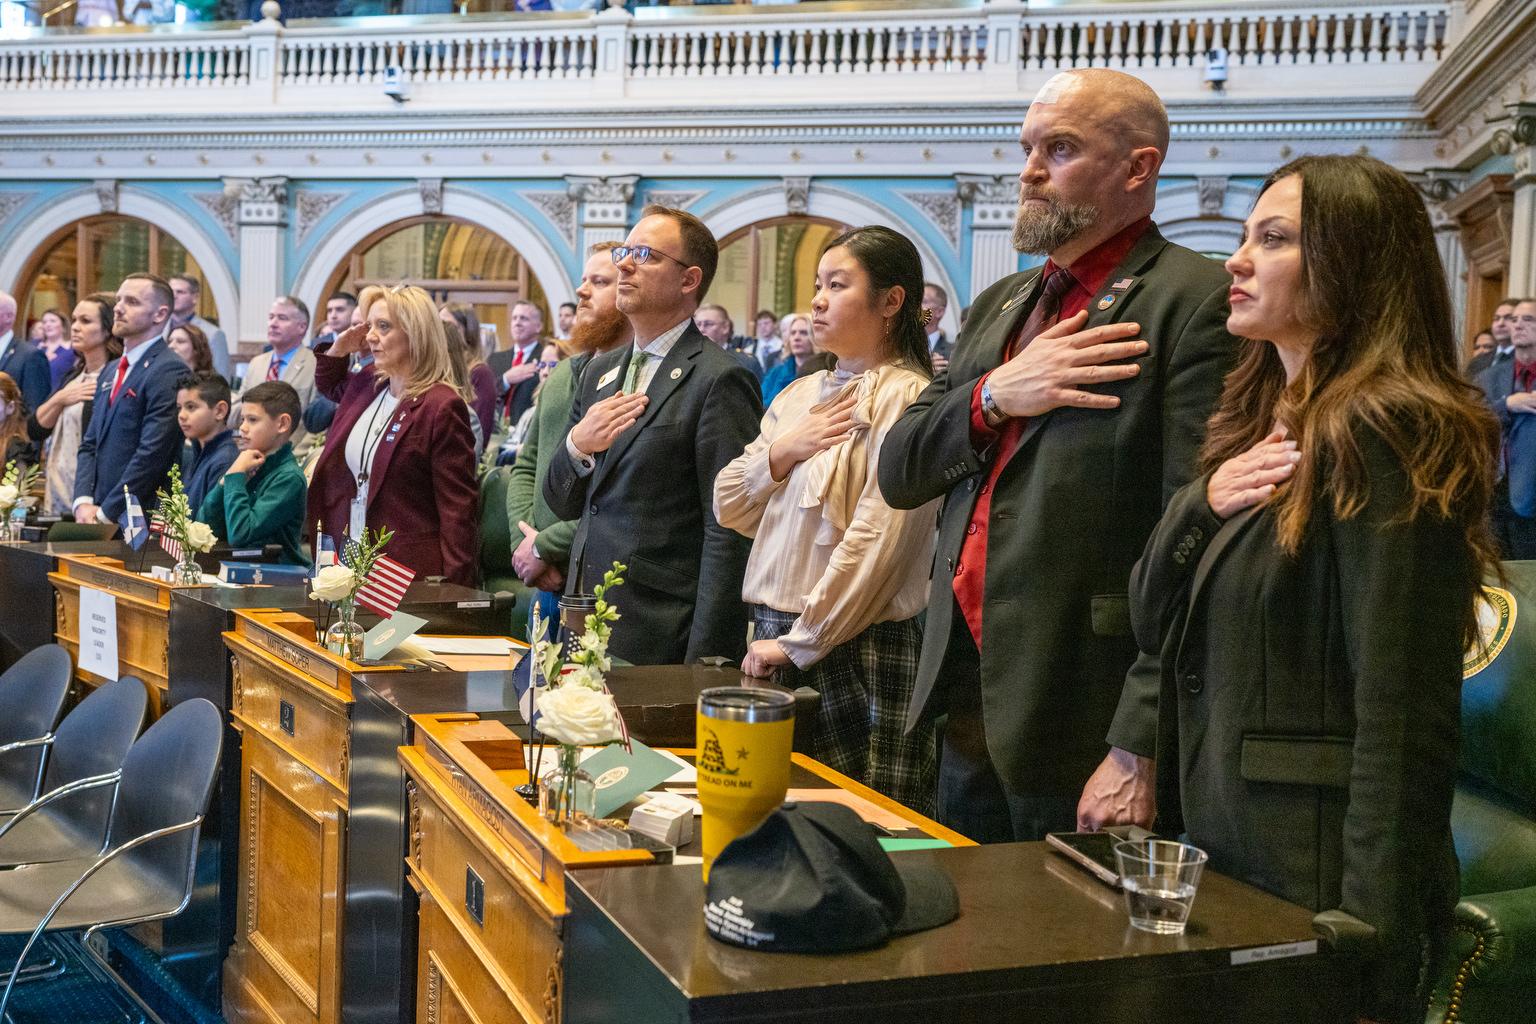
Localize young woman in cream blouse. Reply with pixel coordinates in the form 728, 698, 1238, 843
715, 226, 941, 814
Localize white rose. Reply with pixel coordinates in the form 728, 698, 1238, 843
0, 484, 16, 508
185, 520, 217, 553
309, 563, 359, 602
536, 684, 621, 746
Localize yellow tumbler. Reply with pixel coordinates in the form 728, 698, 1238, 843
696, 687, 796, 879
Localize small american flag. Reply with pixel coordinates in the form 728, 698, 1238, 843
150, 513, 183, 560
354, 554, 415, 617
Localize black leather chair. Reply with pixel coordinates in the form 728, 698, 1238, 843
0, 674, 149, 865
0, 697, 223, 1023
0, 645, 74, 814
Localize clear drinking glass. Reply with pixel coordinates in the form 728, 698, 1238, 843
1114, 839, 1208, 935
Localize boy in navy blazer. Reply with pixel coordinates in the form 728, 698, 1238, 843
73, 273, 186, 524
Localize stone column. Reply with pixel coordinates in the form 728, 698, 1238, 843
1417, 173, 1469, 339
1496, 109, 1536, 298
566, 175, 638, 253
955, 174, 1018, 298
226, 176, 289, 354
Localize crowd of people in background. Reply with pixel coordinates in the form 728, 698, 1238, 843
0, 65, 1510, 1024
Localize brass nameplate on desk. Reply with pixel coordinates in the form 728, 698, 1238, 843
246, 620, 340, 689
423, 735, 550, 885
68, 563, 164, 605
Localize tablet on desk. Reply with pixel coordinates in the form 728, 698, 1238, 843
1045, 825, 1156, 888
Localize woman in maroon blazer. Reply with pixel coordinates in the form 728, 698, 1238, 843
308, 284, 479, 585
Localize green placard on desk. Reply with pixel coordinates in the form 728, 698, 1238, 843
878, 837, 954, 852
583, 740, 684, 818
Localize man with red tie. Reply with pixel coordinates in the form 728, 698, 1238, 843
487, 300, 545, 427
73, 273, 187, 525
878, 69, 1237, 842
1485, 297, 1536, 558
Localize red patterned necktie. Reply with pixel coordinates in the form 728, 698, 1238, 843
108, 356, 129, 404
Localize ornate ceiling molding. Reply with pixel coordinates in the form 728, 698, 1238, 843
0, 191, 35, 229
641, 189, 706, 210
523, 190, 577, 250
897, 190, 961, 251
192, 191, 239, 244
294, 189, 348, 247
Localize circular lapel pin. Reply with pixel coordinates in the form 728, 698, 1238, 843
1097, 294, 1115, 311
670, 367, 682, 380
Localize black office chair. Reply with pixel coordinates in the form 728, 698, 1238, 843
43, 522, 116, 542
0, 645, 74, 814
0, 698, 223, 1024
0, 674, 150, 864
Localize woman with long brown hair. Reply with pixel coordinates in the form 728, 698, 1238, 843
167, 321, 216, 375
29, 293, 123, 514
1125, 155, 1497, 1023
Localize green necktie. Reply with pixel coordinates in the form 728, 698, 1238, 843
622, 350, 650, 394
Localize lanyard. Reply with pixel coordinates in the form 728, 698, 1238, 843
357, 391, 396, 487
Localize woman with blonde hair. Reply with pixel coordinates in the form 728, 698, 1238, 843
307, 284, 479, 584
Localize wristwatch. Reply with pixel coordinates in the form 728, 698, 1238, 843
979, 379, 1006, 427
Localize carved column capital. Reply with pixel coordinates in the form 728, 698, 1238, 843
224, 176, 289, 227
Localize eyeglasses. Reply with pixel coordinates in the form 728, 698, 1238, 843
611, 244, 689, 268
536, 360, 559, 369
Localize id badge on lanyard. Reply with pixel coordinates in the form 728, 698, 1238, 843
350, 478, 369, 539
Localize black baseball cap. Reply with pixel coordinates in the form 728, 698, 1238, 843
703, 801, 960, 953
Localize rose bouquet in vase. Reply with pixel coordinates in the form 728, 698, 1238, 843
153, 465, 218, 583
0, 459, 40, 541
308, 526, 394, 661
529, 562, 630, 826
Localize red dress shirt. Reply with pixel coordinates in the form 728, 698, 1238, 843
953, 216, 1153, 646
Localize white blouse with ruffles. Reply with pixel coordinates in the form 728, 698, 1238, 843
713, 364, 939, 668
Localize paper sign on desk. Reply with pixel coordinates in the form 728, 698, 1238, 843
363, 611, 429, 661
78, 586, 119, 680
415, 636, 516, 656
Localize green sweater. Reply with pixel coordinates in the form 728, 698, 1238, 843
506, 354, 585, 568
197, 442, 308, 566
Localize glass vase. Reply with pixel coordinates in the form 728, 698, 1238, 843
0, 515, 14, 542
173, 555, 203, 585
539, 744, 596, 827
324, 599, 365, 661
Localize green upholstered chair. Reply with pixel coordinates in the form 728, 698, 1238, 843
478, 466, 531, 641
1424, 560, 1536, 1023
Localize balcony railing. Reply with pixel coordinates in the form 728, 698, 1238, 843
0, 1, 1453, 110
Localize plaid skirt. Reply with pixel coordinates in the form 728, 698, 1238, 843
753, 606, 937, 817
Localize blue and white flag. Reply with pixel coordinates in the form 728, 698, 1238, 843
118, 488, 147, 551
314, 530, 337, 575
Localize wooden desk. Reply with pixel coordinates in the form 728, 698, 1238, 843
565, 842, 1357, 1022
399, 712, 966, 1024
0, 540, 140, 670
221, 610, 528, 1024
49, 553, 193, 717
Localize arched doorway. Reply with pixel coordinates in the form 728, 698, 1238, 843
16, 214, 219, 330
319, 215, 549, 354
713, 216, 849, 331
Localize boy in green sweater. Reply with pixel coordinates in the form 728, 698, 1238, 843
198, 380, 308, 565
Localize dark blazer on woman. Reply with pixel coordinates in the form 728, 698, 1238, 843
469, 362, 496, 443
1126, 426, 1464, 1024
307, 353, 480, 586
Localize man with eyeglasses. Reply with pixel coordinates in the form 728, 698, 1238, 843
1470, 298, 1519, 379
1486, 298, 1536, 558
695, 304, 764, 381
544, 205, 762, 665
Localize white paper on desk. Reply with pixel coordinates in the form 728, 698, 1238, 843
78, 586, 119, 681
415, 636, 516, 656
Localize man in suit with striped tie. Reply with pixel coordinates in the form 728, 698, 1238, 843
233, 297, 317, 452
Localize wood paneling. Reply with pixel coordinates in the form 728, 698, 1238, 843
50, 554, 179, 717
